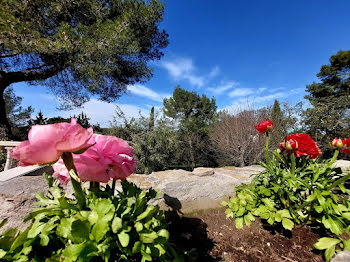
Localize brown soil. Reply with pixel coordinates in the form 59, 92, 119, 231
166, 208, 324, 262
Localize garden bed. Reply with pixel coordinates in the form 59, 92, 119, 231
168, 207, 324, 262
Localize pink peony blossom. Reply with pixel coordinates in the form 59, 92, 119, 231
11, 119, 93, 166
53, 134, 136, 184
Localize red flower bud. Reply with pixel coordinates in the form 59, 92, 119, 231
254, 120, 274, 133
331, 138, 344, 149
286, 139, 298, 151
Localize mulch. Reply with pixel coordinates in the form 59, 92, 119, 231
167, 207, 324, 262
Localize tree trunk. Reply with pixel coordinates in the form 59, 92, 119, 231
0, 79, 12, 140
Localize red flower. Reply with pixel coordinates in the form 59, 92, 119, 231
341, 138, 350, 154
255, 120, 274, 133
281, 133, 322, 159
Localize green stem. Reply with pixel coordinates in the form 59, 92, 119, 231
89, 182, 100, 193
111, 179, 116, 196
291, 153, 296, 176
62, 152, 86, 209
265, 133, 270, 165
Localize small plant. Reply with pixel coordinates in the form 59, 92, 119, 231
223, 120, 350, 261
0, 119, 183, 261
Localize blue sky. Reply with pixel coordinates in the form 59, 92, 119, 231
12, 0, 350, 126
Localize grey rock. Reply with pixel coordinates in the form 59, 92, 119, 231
331, 250, 350, 262
192, 167, 214, 177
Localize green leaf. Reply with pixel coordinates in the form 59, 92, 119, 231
94, 198, 114, 217
140, 231, 158, 243
88, 210, 99, 225
136, 206, 158, 221
28, 222, 45, 238
112, 217, 123, 233
342, 212, 350, 220
40, 234, 49, 246
71, 220, 90, 243
315, 205, 323, 213
278, 209, 292, 218
56, 218, 72, 238
221, 201, 228, 206
325, 245, 336, 262
235, 217, 244, 229
0, 219, 7, 229
132, 241, 142, 254
314, 237, 341, 250
329, 217, 344, 235
157, 229, 169, 240
135, 222, 143, 232
282, 218, 294, 231
0, 249, 6, 259
92, 218, 109, 242
118, 231, 130, 247
62, 242, 86, 261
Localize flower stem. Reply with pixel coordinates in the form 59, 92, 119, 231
89, 182, 100, 193
265, 133, 270, 165
111, 179, 116, 196
291, 153, 296, 176
62, 152, 86, 209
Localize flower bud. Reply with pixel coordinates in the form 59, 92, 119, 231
331, 138, 344, 149
286, 139, 298, 151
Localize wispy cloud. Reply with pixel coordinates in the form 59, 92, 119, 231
160, 57, 205, 87
127, 84, 170, 102
209, 66, 220, 78
229, 88, 255, 97
56, 99, 148, 127
207, 81, 239, 95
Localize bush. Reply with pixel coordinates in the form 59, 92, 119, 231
0, 178, 183, 262
223, 122, 350, 261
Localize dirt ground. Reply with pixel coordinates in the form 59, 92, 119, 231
167, 208, 324, 262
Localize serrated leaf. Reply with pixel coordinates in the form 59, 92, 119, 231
282, 218, 294, 231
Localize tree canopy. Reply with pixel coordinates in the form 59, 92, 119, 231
0, 0, 169, 137
163, 86, 217, 169
304, 50, 350, 155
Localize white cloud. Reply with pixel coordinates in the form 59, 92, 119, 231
209, 66, 220, 78
253, 92, 287, 103
54, 99, 148, 127
127, 84, 170, 102
160, 58, 205, 87
229, 88, 255, 97
207, 81, 239, 95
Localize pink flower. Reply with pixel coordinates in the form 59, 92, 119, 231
90, 135, 136, 180
254, 120, 274, 133
53, 134, 136, 184
11, 119, 93, 166
12, 119, 93, 166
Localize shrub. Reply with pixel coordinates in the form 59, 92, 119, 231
223, 120, 350, 261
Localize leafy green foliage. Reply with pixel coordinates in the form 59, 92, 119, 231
163, 86, 217, 169
0, 181, 182, 261
223, 147, 350, 261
